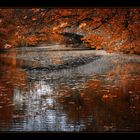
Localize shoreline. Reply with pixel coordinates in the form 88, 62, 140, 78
0, 48, 140, 74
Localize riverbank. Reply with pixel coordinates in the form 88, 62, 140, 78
0, 47, 103, 72
1, 47, 140, 74
0, 44, 91, 53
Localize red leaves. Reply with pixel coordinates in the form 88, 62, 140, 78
0, 8, 139, 54
82, 34, 105, 50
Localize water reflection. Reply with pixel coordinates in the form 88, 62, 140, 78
11, 80, 86, 131
0, 50, 140, 132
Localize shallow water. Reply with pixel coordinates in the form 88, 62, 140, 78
0, 48, 140, 132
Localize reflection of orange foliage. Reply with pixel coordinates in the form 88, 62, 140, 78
86, 79, 100, 90
0, 58, 27, 90
56, 62, 140, 131
0, 58, 27, 128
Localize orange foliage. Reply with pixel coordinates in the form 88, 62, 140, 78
0, 8, 140, 54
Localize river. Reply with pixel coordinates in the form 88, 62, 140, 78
0, 46, 140, 132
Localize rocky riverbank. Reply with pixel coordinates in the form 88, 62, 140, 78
1, 46, 140, 75
24, 55, 101, 71
0, 47, 102, 72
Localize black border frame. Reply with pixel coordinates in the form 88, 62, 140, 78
0, 0, 140, 7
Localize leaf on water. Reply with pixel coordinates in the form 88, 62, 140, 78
104, 125, 113, 131
13, 115, 21, 118
80, 92, 85, 97
21, 84, 26, 86
129, 91, 133, 94
102, 89, 110, 92
102, 93, 117, 99
111, 85, 117, 88
112, 95, 117, 98
102, 94, 109, 99
8, 103, 15, 106
68, 102, 75, 105
129, 106, 136, 109
65, 95, 71, 98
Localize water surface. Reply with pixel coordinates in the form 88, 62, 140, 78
0, 47, 140, 132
